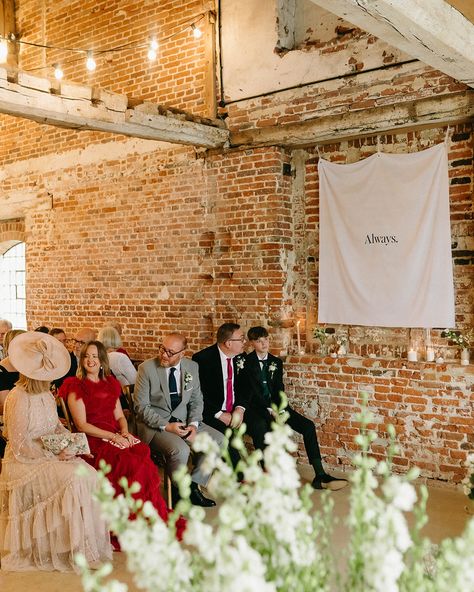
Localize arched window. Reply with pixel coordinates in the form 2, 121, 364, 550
0, 242, 26, 329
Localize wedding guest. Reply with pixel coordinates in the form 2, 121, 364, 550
34, 325, 50, 334
0, 330, 26, 415
134, 332, 223, 507
49, 328, 76, 389
98, 326, 137, 386
49, 327, 67, 345
192, 323, 250, 469
59, 341, 183, 536
244, 326, 348, 491
103, 321, 130, 357
0, 331, 111, 571
0, 319, 12, 360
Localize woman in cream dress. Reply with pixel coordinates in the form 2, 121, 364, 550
0, 331, 111, 572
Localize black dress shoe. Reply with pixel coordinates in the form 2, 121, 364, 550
189, 484, 216, 507
312, 474, 348, 491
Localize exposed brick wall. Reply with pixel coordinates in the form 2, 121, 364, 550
284, 355, 474, 484
0, 1, 472, 486
0, 0, 212, 166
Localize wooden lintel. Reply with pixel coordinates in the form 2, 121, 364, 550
230, 91, 474, 148
0, 69, 229, 149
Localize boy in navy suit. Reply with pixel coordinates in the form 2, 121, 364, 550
244, 326, 347, 491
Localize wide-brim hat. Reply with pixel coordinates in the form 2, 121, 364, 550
8, 331, 71, 381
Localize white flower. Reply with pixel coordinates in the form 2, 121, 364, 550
236, 357, 245, 372
184, 371, 193, 389
268, 361, 277, 376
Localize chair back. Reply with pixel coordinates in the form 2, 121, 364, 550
58, 397, 76, 432
121, 385, 137, 435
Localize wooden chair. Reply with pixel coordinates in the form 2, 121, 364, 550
121, 385, 173, 510
58, 396, 76, 432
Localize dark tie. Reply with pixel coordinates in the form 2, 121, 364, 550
260, 359, 271, 402
169, 367, 179, 410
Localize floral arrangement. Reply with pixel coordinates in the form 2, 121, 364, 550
235, 356, 245, 373
463, 453, 474, 503
442, 328, 473, 349
268, 361, 277, 376
78, 394, 474, 592
312, 326, 335, 354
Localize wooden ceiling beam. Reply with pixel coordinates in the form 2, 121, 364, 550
308, 0, 474, 88
0, 68, 229, 149
230, 91, 474, 148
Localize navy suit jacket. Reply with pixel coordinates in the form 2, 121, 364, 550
243, 350, 286, 417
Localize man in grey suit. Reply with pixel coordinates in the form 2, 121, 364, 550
134, 332, 222, 507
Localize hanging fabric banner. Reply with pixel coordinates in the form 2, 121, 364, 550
318, 142, 455, 328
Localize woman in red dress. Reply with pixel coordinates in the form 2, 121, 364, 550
59, 340, 184, 538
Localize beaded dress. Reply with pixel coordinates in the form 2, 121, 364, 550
0, 387, 111, 571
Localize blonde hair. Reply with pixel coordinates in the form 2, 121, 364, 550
98, 326, 122, 350
3, 329, 26, 355
16, 374, 51, 395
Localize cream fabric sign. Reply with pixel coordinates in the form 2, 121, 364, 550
318, 143, 455, 328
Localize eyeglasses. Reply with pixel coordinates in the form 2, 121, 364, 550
72, 339, 85, 346
228, 337, 246, 343
158, 344, 185, 357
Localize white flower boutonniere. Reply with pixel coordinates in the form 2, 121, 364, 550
184, 371, 193, 389
268, 361, 277, 377
236, 357, 245, 373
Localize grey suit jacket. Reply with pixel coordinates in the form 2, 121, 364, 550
134, 356, 204, 444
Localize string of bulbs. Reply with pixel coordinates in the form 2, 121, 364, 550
0, 12, 206, 81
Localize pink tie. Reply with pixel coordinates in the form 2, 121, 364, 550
225, 358, 233, 412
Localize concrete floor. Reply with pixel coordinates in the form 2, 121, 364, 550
0, 467, 471, 592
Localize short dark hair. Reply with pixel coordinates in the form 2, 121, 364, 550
247, 326, 269, 341
35, 325, 50, 334
216, 323, 240, 344
49, 328, 65, 337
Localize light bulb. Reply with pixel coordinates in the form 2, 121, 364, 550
191, 24, 202, 39
150, 37, 159, 51
86, 51, 96, 72
147, 48, 157, 61
53, 64, 63, 80
0, 39, 8, 62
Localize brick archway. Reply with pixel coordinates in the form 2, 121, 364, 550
0, 219, 25, 254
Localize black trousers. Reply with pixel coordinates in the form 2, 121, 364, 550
245, 405, 322, 465
204, 415, 242, 469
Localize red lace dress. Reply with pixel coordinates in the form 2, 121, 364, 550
59, 376, 183, 537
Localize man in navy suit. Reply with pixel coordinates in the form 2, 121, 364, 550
192, 322, 250, 468
243, 326, 347, 491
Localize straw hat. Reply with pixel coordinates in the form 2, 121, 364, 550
8, 331, 71, 381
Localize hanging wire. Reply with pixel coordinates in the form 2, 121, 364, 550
0, 12, 207, 75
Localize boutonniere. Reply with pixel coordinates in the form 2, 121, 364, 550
268, 361, 277, 377
184, 371, 193, 389
236, 357, 245, 373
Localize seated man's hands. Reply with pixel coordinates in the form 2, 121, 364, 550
165, 421, 191, 439
230, 407, 244, 429
184, 424, 197, 443
219, 412, 233, 427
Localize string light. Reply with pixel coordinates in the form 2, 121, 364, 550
53, 63, 64, 80
191, 24, 202, 39
86, 51, 96, 72
0, 12, 208, 79
147, 37, 158, 61
0, 39, 8, 62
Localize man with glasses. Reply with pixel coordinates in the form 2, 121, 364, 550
134, 332, 223, 507
244, 326, 348, 491
192, 322, 250, 469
